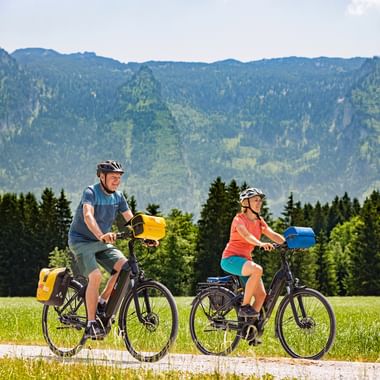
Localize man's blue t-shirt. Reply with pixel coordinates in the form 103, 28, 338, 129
69, 183, 129, 244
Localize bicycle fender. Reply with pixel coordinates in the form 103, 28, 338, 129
191, 285, 236, 306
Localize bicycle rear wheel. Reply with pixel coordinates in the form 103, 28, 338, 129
276, 287, 336, 359
118, 280, 178, 362
42, 279, 87, 357
189, 287, 241, 355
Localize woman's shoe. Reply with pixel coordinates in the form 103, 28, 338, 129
238, 304, 259, 318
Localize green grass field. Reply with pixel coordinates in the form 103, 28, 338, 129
0, 357, 274, 380
0, 296, 379, 362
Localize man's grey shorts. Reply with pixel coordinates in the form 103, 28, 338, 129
69, 241, 125, 277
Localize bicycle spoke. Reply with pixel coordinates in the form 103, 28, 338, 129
190, 288, 240, 355
277, 289, 336, 359
120, 281, 178, 362
42, 282, 86, 357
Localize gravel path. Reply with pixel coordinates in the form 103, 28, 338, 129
0, 344, 379, 379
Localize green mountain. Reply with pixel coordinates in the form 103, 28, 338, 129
0, 48, 378, 216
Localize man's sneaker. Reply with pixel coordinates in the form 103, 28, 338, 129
239, 304, 259, 319
96, 302, 107, 316
85, 321, 105, 340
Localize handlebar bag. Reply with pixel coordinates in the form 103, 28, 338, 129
36, 267, 70, 306
131, 214, 166, 240
284, 226, 316, 249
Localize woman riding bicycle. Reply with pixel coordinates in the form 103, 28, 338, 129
221, 187, 285, 319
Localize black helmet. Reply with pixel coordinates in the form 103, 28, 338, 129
97, 160, 124, 177
239, 187, 265, 202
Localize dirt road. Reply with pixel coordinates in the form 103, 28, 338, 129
0, 344, 378, 379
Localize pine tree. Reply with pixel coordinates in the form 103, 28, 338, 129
193, 177, 229, 290
146, 203, 161, 216
292, 201, 305, 226
56, 189, 72, 248
280, 193, 294, 229
313, 230, 338, 295
22, 192, 42, 295
339, 192, 353, 221
226, 179, 241, 225
153, 209, 197, 295
38, 188, 60, 268
303, 203, 314, 227
328, 218, 359, 296
352, 198, 361, 215
0, 193, 23, 295
128, 195, 138, 214
312, 201, 325, 236
279, 196, 318, 288
326, 196, 344, 236
346, 191, 380, 295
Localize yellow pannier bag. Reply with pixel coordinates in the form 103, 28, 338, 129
131, 214, 166, 240
36, 267, 70, 306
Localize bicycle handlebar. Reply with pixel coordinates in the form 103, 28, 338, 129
272, 242, 288, 249
115, 230, 157, 246
116, 230, 133, 240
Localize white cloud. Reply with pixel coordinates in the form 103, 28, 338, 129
347, 0, 380, 15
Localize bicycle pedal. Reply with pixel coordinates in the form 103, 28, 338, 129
248, 338, 262, 346
91, 336, 105, 341
84, 333, 105, 341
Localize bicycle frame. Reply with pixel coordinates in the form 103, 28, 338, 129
190, 242, 336, 359
98, 236, 150, 329
201, 245, 307, 335
258, 246, 306, 332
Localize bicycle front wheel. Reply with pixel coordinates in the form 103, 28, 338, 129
42, 279, 87, 357
118, 280, 178, 362
189, 287, 241, 355
276, 287, 336, 359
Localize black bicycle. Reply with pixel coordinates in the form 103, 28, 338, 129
41, 229, 179, 362
189, 242, 336, 360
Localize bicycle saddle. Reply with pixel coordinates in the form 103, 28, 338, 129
207, 275, 234, 283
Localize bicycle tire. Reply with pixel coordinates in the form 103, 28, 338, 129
42, 279, 87, 357
275, 287, 336, 360
118, 280, 178, 362
189, 286, 241, 355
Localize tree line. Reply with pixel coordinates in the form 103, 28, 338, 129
0, 178, 379, 296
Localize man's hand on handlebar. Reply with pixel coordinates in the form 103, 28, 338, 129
100, 231, 159, 246
143, 239, 159, 247
100, 232, 117, 244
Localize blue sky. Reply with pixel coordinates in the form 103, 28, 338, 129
1, 0, 379, 63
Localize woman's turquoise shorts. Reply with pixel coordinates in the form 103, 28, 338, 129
220, 256, 250, 285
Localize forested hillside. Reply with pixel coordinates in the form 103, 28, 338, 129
0, 47, 379, 215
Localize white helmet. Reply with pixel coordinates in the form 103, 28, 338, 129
239, 187, 265, 202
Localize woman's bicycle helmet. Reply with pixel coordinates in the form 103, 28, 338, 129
239, 187, 265, 220
97, 160, 124, 177
239, 187, 265, 202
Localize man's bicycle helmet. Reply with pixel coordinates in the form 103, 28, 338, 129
97, 160, 124, 177
239, 187, 265, 202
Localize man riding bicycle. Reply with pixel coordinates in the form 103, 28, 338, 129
68, 160, 133, 339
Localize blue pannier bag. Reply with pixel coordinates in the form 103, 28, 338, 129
284, 226, 316, 249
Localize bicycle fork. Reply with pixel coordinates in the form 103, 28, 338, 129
287, 288, 308, 328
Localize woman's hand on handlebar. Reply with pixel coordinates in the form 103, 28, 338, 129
260, 242, 275, 251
